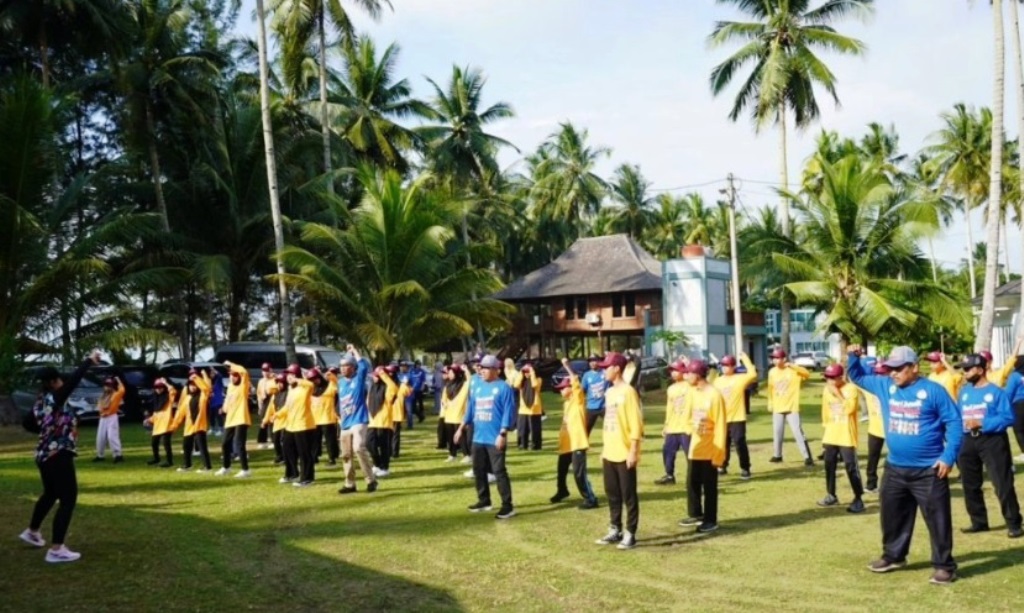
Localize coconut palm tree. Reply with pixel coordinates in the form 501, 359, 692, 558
904, 154, 956, 282
645, 193, 689, 259
1009, 0, 1024, 339
607, 164, 655, 239
530, 122, 610, 235
708, 0, 875, 352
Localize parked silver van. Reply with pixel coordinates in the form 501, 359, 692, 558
213, 342, 345, 378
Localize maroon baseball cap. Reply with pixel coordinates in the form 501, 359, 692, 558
823, 364, 845, 379
770, 348, 787, 359
719, 355, 737, 367
597, 352, 628, 369
925, 351, 942, 363
554, 378, 572, 390
686, 360, 709, 377
285, 364, 301, 376
667, 359, 687, 373
261, 362, 272, 371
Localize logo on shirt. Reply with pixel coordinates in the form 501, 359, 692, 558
984, 393, 994, 403
916, 390, 928, 400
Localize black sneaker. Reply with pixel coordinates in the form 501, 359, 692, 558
338, 486, 357, 495
867, 558, 907, 573
367, 481, 378, 493
273, 458, 285, 465
817, 495, 839, 507
929, 569, 956, 585
495, 506, 516, 520
768, 456, 783, 463
468, 502, 493, 513
92, 457, 105, 462
654, 474, 676, 485
678, 516, 703, 527
147, 459, 160, 466
578, 499, 599, 510
717, 467, 728, 475
595, 528, 622, 545
740, 470, 752, 480
696, 522, 719, 534
159, 462, 172, 468
961, 524, 990, 534
113, 456, 124, 464
804, 458, 815, 468
1008, 526, 1023, 539
550, 491, 571, 504
816, 452, 825, 461
847, 498, 866, 514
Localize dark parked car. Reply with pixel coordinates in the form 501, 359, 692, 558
550, 359, 590, 390
158, 362, 256, 411
636, 356, 668, 391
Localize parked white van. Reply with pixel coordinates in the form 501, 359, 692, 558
213, 342, 345, 378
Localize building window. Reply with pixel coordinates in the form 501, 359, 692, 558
564, 296, 587, 320
612, 293, 636, 318
564, 297, 575, 320
575, 296, 587, 319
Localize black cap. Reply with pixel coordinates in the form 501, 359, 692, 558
959, 354, 988, 370
35, 366, 61, 382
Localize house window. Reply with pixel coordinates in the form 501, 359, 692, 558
575, 296, 587, 320
564, 297, 574, 320
612, 293, 636, 318
564, 296, 587, 320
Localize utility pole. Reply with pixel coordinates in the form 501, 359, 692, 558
722, 174, 743, 356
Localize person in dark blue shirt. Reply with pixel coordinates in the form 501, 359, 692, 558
955, 354, 1022, 538
1005, 355, 1024, 460
455, 355, 517, 520
847, 344, 963, 586
581, 355, 606, 436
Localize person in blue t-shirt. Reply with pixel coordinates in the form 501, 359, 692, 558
847, 344, 963, 586
1004, 355, 1024, 459
337, 345, 378, 495
455, 355, 517, 520
581, 355, 606, 436
955, 354, 1022, 538
410, 361, 427, 425
207, 369, 225, 437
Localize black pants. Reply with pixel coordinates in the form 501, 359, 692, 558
281, 431, 300, 480
150, 433, 173, 464
460, 424, 473, 457
317, 424, 340, 463
256, 424, 269, 445
436, 417, 447, 449
415, 391, 425, 421
272, 429, 284, 463
585, 409, 603, 436
662, 433, 690, 477
880, 466, 956, 571
687, 459, 719, 524
557, 450, 597, 502
368, 427, 393, 470
1013, 400, 1024, 455
866, 434, 885, 490
959, 432, 1023, 530
445, 423, 461, 457
824, 444, 864, 498
295, 429, 316, 483
222, 425, 249, 470
516, 414, 542, 450
30, 451, 77, 545
723, 422, 750, 471
392, 423, 402, 458
183, 432, 211, 469
603, 459, 639, 534
472, 443, 513, 508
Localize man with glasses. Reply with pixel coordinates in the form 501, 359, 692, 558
847, 345, 963, 586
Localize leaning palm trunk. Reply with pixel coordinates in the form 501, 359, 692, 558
778, 104, 792, 353
319, 11, 334, 197
256, 0, 297, 363
965, 202, 978, 298
1013, 0, 1024, 341
977, 0, 1006, 352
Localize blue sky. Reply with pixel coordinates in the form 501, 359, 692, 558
237, 0, 1019, 276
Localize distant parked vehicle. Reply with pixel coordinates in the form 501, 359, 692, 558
792, 351, 831, 371
550, 359, 590, 390
213, 342, 345, 379
636, 356, 668, 391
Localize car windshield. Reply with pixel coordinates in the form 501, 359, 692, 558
317, 351, 343, 368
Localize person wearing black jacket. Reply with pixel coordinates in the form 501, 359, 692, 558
19, 350, 102, 563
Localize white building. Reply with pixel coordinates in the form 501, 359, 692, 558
974, 279, 1022, 367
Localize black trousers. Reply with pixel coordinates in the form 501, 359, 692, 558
824, 444, 864, 498
222, 425, 249, 470
415, 391, 425, 421
183, 431, 211, 469
317, 424, 340, 463
472, 443, 513, 508
272, 429, 284, 463
392, 423, 402, 458
1013, 400, 1024, 455
603, 459, 639, 534
687, 459, 719, 524
436, 417, 447, 449
866, 434, 885, 491
368, 427, 393, 470
281, 431, 300, 480
256, 424, 269, 445
959, 432, 1023, 530
723, 422, 751, 471
880, 466, 956, 571
30, 451, 77, 545
556, 450, 597, 502
460, 424, 473, 457
445, 423, 460, 457
585, 409, 604, 436
151, 433, 173, 464
295, 429, 316, 483
516, 414, 542, 450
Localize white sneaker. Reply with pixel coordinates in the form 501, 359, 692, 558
45, 545, 81, 563
176, 467, 190, 473
1015, 454, 1024, 463
377, 469, 390, 478
195, 468, 210, 474
192, 450, 200, 457
460, 456, 471, 464
278, 477, 295, 484
488, 473, 497, 484
258, 443, 269, 450
235, 470, 252, 478
445, 456, 456, 463
463, 469, 474, 478
214, 467, 230, 476
19, 529, 44, 548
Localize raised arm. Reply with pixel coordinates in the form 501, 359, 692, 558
54, 351, 101, 407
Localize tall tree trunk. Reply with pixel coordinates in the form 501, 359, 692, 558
1013, 0, 1024, 342
965, 200, 978, 299
256, 0, 297, 365
319, 11, 334, 197
778, 103, 792, 354
927, 236, 939, 283
1001, 213, 1011, 283
977, 0, 1006, 352
207, 288, 219, 352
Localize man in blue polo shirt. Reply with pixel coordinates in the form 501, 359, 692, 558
455, 355, 517, 520
581, 354, 606, 436
337, 345, 378, 495
955, 353, 1022, 538
410, 361, 427, 425
847, 345, 963, 586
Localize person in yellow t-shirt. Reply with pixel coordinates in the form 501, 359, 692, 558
442, 364, 471, 462
368, 365, 398, 477
594, 352, 644, 550
925, 351, 963, 401
817, 364, 866, 513
677, 359, 727, 534
551, 358, 600, 509
714, 353, 758, 480
216, 361, 253, 478
145, 378, 177, 467
170, 369, 213, 472
655, 359, 691, 486
311, 368, 340, 467
254, 363, 276, 449
513, 362, 544, 451
766, 348, 814, 466
94, 376, 125, 463
281, 364, 317, 487
390, 365, 412, 462
982, 339, 1023, 388
262, 374, 288, 466
862, 360, 888, 494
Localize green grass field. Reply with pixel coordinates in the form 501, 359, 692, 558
3, 379, 1023, 612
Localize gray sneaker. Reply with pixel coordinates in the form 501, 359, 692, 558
616, 531, 637, 550
929, 568, 956, 585
817, 494, 839, 507
867, 558, 907, 573
595, 527, 622, 545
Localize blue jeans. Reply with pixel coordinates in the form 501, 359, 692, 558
662, 433, 691, 477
